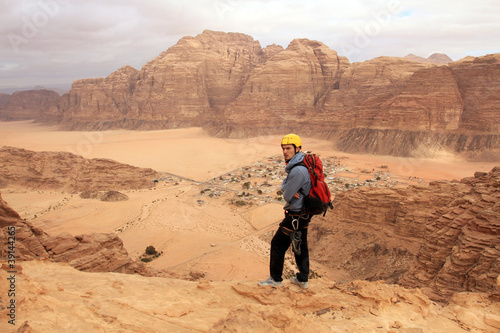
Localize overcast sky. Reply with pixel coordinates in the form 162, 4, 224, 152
1, 0, 499, 90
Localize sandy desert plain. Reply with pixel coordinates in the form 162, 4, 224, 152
1, 120, 498, 282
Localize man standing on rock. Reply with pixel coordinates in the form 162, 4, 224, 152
259, 134, 312, 289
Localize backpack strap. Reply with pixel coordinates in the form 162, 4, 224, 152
289, 161, 310, 197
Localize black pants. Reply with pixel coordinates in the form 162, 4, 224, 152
270, 213, 311, 282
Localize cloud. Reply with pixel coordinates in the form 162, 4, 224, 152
0, 0, 499, 89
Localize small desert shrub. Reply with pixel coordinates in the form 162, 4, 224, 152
145, 245, 157, 255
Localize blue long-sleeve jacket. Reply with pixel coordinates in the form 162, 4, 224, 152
281, 152, 312, 212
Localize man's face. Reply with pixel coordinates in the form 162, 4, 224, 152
282, 144, 297, 161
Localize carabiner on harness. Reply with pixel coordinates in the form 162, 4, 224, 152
290, 217, 302, 255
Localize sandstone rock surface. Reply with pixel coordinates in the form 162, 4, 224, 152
317, 56, 434, 130
310, 167, 500, 301
4, 260, 499, 333
208, 38, 350, 137
401, 167, 500, 300
0, 146, 159, 191
449, 54, 500, 133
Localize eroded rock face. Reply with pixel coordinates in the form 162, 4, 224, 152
371, 66, 463, 131
450, 54, 500, 133
0, 146, 159, 192
309, 182, 465, 284
40, 232, 147, 273
328, 56, 433, 117
310, 167, 500, 301
400, 167, 500, 300
207, 38, 350, 138
335, 129, 500, 158
0, 148, 159, 274
53, 66, 140, 129
0, 193, 50, 259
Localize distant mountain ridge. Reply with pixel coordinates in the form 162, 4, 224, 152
0, 30, 499, 160
405, 53, 453, 64
0, 84, 70, 96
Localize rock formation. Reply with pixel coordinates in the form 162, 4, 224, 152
329, 54, 500, 158
0, 89, 59, 121
1, 30, 499, 159
0, 191, 153, 275
449, 54, 500, 133
40, 232, 148, 273
310, 167, 500, 301
51, 66, 141, 129
80, 190, 129, 201
400, 168, 500, 300
316, 56, 435, 130
0, 146, 159, 191
207, 38, 350, 137
367, 66, 463, 131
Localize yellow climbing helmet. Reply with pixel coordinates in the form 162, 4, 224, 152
281, 133, 302, 148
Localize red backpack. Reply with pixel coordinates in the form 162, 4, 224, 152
296, 153, 333, 216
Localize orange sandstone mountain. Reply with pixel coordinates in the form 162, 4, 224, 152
207, 38, 350, 138
49, 31, 274, 130
1, 30, 499, 159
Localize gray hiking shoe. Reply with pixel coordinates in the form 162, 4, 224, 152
290, 276, 309, 289
258, 277, 282, 287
